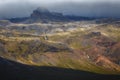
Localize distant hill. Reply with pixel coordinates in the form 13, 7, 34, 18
0, 20, 11, 26
9, 17, 29, 23
9, 7, 94, 23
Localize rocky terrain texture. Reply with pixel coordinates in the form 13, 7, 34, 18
0, 7, 120, 80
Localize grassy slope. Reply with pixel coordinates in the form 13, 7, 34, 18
1, 57, 120, 80
0, 24, 120, 75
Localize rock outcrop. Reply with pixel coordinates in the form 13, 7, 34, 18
30, 7, 68, 22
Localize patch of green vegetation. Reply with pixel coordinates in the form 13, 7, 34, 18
102, 26, 120, 41
0, 25, 120, 75
50, 53, 119, 74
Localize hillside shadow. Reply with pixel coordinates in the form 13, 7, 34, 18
0, 57, 120, 80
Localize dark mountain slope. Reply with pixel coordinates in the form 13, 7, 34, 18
0, 57, 120, 80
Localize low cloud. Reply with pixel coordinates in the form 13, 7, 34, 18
0, 1, 120, 19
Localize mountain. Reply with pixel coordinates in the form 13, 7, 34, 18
0, 20, 120, 74
30, 7, 68, 22
9, 7, 68, 23
0, 7, 120, 80
9, 7, 94, 23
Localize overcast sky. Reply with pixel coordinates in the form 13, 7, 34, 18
0, 0, 120, 19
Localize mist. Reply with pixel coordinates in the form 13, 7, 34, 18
0, 0, 120, 19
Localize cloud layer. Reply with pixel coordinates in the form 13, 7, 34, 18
0, 0, 120, 19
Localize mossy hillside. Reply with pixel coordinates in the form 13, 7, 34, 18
0, 25, 120, 75
1, 40, 71, 58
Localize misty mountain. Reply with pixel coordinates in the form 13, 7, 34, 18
30, 7, 68, 22
9, 7, 94, 23
1, 1, 120, 19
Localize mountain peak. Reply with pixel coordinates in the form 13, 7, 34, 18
34, 7, 50, 13
30, 7, 68, 22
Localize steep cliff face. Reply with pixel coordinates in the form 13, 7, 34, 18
30, 7, 67, 22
